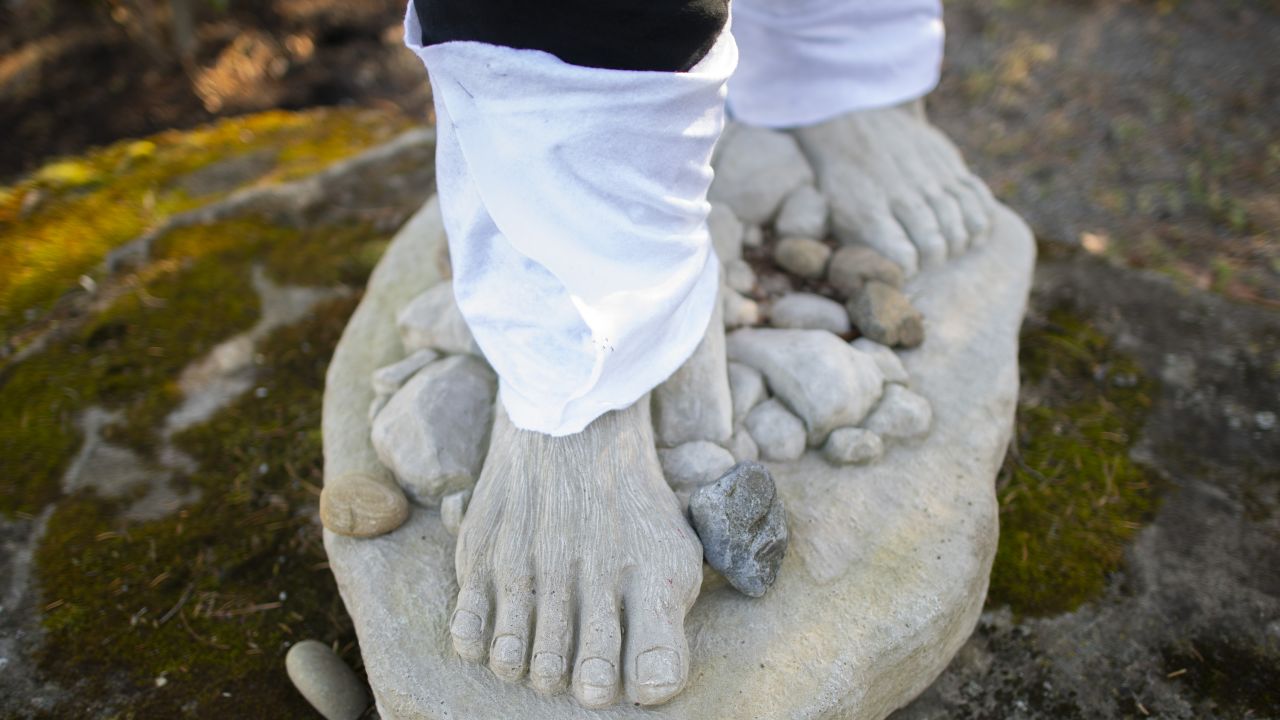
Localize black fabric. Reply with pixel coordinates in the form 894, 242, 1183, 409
413, 0, 729, 72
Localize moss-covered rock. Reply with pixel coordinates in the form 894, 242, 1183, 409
988, 308, 1159, 616
35, 295, 364, 717
0, 107, 411, 342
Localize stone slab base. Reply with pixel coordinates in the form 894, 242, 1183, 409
324, 196, 1035, 719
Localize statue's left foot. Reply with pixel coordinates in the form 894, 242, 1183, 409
792, 103, 997, 276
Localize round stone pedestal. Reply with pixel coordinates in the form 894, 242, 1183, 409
323, 195, 1035, 719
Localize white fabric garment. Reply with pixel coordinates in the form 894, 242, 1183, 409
404, 7, 734, 436
728, 0, 944, 128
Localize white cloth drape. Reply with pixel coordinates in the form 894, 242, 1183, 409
728, 0, 944, 128
404, 7, 734, 436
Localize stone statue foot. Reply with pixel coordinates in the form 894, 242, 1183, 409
450, 398, 704, 708
791, 102, 997, 276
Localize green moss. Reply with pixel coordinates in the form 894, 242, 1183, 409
34, 296, 363, 718
0, 107, 411, 342
0, 211, 390, 516
987, 308, 1159, 616
0, 253, 260, 515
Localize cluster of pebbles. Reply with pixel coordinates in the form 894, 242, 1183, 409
357, 123, 933, 600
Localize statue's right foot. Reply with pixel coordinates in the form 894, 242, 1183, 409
792, 103, 997, 276
450, 399, 704, 708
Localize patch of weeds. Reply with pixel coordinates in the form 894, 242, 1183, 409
988, 307, 1159, 616
35, 296, 363, 718
1162, 632, 1280, 717
0, 107, 411, 340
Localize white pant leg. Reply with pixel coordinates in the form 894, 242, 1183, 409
728, 0, 944, 128
404, 6, 735, 437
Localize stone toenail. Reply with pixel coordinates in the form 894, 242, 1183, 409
579, 657, 616, 688
635, 647, 681, 687
531, 652, 565, 679
491, 635, 523, 665
450, 610, 483, 641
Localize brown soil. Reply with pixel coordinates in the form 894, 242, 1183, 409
0, 0, 430, 181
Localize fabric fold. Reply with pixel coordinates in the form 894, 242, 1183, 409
728, 0, 944, 128
405, 5, 735, 436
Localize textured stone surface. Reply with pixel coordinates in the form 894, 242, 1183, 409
324, 200, 1035, 719
722, 287, 760, 329
709, 124, 814, 224
822, 427, 884, 465
727, 328, 885, 445
770, 292, 851, 334
727, 428, 760, 463
397, 281, 480, 356
370, 355, 496, 506
744, 399, 806, 462
689, 462, 789, 598
658, 441, 737, 496
852, 338, 910, 385
865, 385, 933, 440
727, 361, 767, 425
847, 281, 925, 348
371, 348, 439, 396
652, 301, 734, 447
724, 259, 757, 294
775, 184, 829, 239
828, 245, 905, 297
709, 202, 744, 263
286, 640, 369, 720
773, 237, 831, 279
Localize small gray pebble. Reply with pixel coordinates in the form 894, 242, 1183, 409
822, 427, 884, 465
286, 640, 369, 720
827, 245, 904, 298
770, 293, 851, 334
773, 237, 831, 279
846, 281, 924, 348
688, 461, 788, 598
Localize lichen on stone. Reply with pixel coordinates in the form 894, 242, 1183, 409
987, 307, 1159, 617
0, 107, 410, 341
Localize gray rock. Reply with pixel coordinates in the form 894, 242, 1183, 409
742, 223, 764, 248
370, 355, 496, 506
847, 281, 925, 348
728, 428, 760, 463
851, 337, 910, 385
709, 202, 745, 263
397, 281, 480, 356
652, 301, 733, 446
440, 489, 470, 537
773, 237, 831, 279
775, 185, 829, 239
371, 348, 439, 396
722, 287, 761, 329
688, 461, 788, 598
725, 259, 757, 294
822, 427, 884, 465
744, 399, 806, 461
286, 640, 369, 720
728, 328, 885, 445
864, 384, 933, 440
769, 292, 851, 334
727, 361, 767, 425
709, 124, 815, 224
827, 245, 904, 298
658, 441, 737, 495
